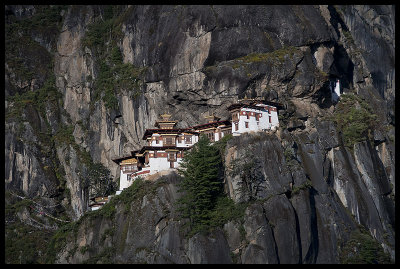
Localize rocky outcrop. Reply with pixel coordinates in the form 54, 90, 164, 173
54, 127, 394, 263
223, 131, 394, 263
56, 173, 233, 264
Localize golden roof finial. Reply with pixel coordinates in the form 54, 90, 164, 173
204, 112, 220, 123
160, 113, 172, 121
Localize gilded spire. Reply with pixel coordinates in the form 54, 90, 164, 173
204, 112, 220, 123
155, 113, 177, 129
160, 113, 172, 121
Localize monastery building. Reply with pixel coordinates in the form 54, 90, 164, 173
112, 99, 283, 196
228, 99, 282, 136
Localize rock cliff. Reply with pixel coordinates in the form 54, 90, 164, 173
5, 5, 394, 263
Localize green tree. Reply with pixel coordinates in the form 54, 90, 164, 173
86, 163, 116, 198
176, 135, 223, 235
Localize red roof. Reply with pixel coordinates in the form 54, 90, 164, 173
142, 128, 196, 139
111, 155, 137, 164
133, 145, 193, 155
88, 202, 105, 207
190, 120, 231, 130
227, 101, 284, 111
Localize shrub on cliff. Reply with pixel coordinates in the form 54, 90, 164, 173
332, 93, 378, 149
82, 6, 147, 112
176, 135, 224, 236
339, 228, 392, 264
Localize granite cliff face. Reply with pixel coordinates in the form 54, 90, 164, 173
5, 5, 394, 263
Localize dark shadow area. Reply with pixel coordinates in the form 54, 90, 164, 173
303, 187, 319, 264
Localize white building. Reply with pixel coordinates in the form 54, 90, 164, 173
112, 103, 282, 195
331, 79, 341, 103
111, 157, 140, 194
112, 114, 198, 193
228, 100, 281, 136
190, 114, 232, 142
88, 196, 109, 211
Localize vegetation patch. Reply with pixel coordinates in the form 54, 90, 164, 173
291, 179, 313, 195
43, 177, 154, 262
6, 76, 62, 124
208, 196, 248, 230
82, 246, 116, 264
5, 5, 66, 84
5, 7, 79, 261
212, 134, 233, 161
283, 146, 299, 170
44, 221, 79, 263
5, 192, 58, 264
91, 59, 147, 110
176, 135, 247, 237
176, 135, 225, 236
100, 227, 116, 244
339, 227, 392, 264
227, 148, 265, 201
228, 46, 301, 69
82, 6, 147, 111
331, 93, 378, 149
5, 221, 55, 264
202, 46, 301, 78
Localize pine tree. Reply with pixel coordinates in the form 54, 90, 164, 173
86, 162, 116, 198
176, 134, 223, 235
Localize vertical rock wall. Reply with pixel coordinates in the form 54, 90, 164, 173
5, 5, 395, 262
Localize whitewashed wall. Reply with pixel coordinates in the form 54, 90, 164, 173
119, 169, 132, 191
150, 134, 163, 147
176, 134, 198, 147
148, 154, 183, 174
231, 107, 279, 135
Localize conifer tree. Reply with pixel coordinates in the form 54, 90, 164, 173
176, 134, 223, 234
86, 162, 116, 198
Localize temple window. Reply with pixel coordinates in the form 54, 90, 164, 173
168, 153, 176, 162
122, 164, 137, 173
164, 137, 175, 146
206, 132, 214, 142
232, 113, 238, 121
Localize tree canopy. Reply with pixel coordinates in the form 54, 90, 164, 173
176, 134, 224, 235
86, 162, 117, 198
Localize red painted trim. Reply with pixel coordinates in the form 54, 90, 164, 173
191, 120, 231, 130
134, 170, 150, 176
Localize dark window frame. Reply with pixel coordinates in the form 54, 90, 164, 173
185, 135, 192, 144
167, 152, 176, 162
